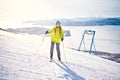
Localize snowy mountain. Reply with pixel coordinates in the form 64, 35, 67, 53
6, 27, 48, 35
24, 17, 120, 26
0, 26, 120, 80
0, 28, 5, 31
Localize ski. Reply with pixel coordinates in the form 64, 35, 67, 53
49, 60, 53, 62
49, 60, 64, 64
59, 61, 64, 64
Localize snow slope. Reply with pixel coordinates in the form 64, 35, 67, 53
0, 29, 120, 80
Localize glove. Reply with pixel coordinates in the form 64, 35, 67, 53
61, 38, 64, 42
45, 31, 48, 34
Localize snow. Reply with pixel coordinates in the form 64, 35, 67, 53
0, 26, 120, 80
64, 26, 120, 53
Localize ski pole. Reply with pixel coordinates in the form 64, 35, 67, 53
62, 42, 67, 63
34, 34, 46, 56
29, 34, 46, 62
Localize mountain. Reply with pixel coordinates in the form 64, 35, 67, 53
6, 27, 48, 35
0, 28, 5, 31
24, 17, 120, 26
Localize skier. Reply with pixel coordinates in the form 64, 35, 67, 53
45, 21, 64, 62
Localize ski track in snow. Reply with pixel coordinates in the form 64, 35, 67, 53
0, 30, 120, 80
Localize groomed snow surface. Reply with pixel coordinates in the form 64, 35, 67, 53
0, 26, 120, 80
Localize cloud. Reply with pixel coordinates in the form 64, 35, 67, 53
0, 0, 120, 21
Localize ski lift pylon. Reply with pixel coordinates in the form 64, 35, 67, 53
78, 30, 96, 54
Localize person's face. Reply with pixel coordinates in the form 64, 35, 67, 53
56, 24, 60, 27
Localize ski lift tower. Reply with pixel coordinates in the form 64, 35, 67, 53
78, 30, 96, 54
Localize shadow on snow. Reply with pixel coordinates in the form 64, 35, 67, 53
54, 61, 85, 80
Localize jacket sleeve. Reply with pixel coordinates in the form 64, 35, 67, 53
61, 29, 64, 38
48, 28, 54, 34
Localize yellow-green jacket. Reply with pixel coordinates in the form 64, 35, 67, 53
48, 27, 64, 43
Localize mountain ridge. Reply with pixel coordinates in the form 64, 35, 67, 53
24, 17, 120, 26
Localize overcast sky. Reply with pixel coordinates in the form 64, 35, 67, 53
0, 0, 120, 21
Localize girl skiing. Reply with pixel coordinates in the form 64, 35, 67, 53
45, 21, 64, 62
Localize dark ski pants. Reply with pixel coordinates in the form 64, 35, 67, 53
50, 42, 61, 61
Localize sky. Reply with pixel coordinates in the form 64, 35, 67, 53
0, 0, 120, 21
